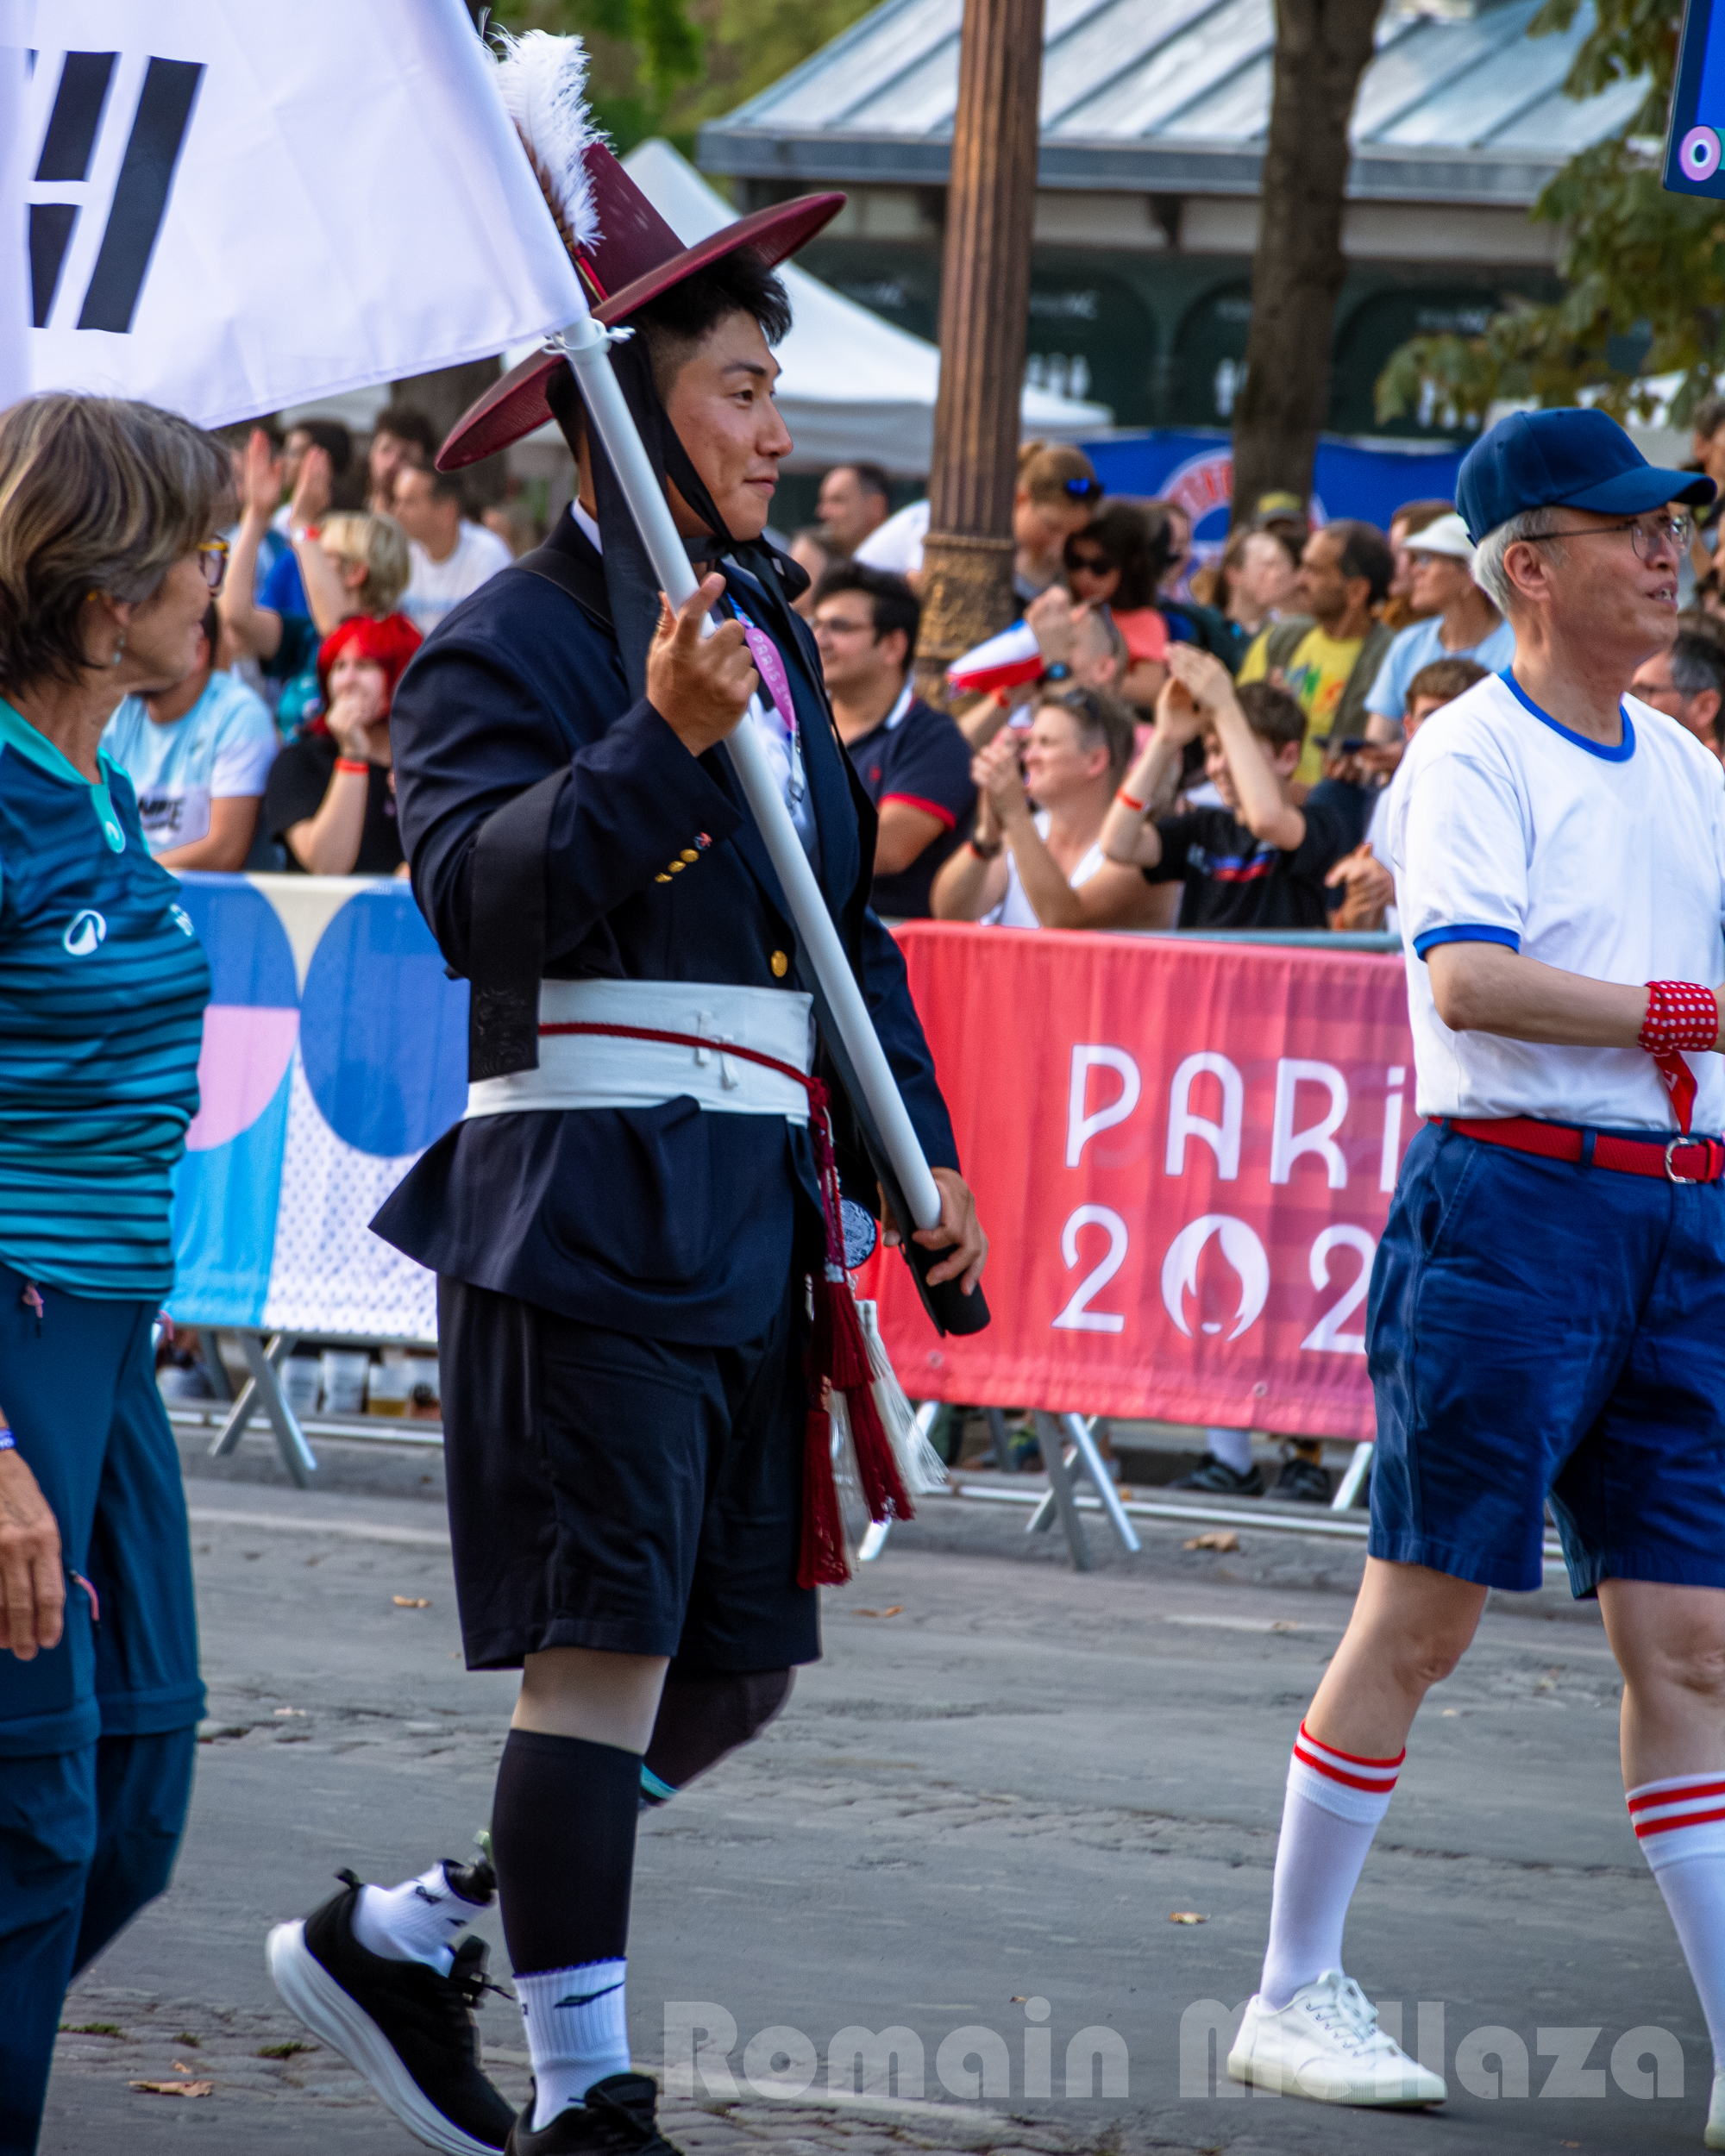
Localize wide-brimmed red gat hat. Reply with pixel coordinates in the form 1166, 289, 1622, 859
439, 48, 843, 470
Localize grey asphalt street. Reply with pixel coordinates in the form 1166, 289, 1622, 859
41, 1434, 1707, 2156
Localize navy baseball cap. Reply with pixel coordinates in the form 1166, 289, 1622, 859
1456, 407, 1715, 543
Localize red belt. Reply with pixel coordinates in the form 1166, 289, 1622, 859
1449, 1117, 1725, 1186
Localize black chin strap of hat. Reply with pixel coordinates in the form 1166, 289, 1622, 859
546, 335, 812, 704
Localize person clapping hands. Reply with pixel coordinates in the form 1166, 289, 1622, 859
262, 615, 421, 876
932, 686, 1164, 928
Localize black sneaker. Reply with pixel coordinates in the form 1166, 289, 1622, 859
1170, 1455, 1264, 1497
508, 2071, 685, 2156
1276, 1453, 1333, 1504
267, 1867, 517, 2153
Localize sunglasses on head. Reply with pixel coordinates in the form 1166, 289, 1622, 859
1063, 477, 1103, 502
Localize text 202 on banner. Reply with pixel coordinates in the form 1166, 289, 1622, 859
862, 924, 1415, 1440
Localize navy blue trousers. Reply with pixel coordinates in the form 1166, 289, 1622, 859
0, 1269, 204, 2154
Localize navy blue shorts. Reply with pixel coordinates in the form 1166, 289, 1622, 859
436, 1269, 819, 1672
1367, 1120, 1725, 1597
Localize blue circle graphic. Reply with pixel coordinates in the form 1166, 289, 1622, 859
298, 888, 469, 1156
172, 874, 298, 1008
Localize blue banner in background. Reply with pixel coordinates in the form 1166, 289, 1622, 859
1078, 429, 1466, 566
168, 873, 468, 1338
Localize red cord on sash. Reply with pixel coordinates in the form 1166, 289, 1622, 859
539, 1019, 914, 1585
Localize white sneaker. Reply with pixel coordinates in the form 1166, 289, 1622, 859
1706, 2064, 1725, 2148
1227, 1969, 1447, 2105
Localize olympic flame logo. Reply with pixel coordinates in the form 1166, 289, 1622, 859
1160, 1214, 1270, 1341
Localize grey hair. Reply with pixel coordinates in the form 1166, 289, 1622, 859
1671, 628, 1725, 699
0, 392, 231, 693
1472, 505, 1564, 614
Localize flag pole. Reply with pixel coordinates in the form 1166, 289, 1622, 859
556, 312, 945, 1238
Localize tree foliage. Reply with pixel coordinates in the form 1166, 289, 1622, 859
1376, 0, 1725, 429
492, 0, 879, 156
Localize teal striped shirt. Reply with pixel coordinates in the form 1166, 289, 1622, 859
0, 700, 210, 1298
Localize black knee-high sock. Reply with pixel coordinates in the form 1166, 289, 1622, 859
492, 1730, 640, 1974
641, 1668, 793, 1805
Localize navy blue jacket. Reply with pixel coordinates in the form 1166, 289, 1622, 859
372, 511, 958, 1344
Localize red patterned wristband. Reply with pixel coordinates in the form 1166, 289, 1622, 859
1639, 980, 1720, 1056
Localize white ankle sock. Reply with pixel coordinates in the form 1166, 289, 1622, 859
1259, 1722, 1403, 2009
1205, 1426, 1254, 1476
1629, 1774, 1725, 2070
516, 1959, 630, 2129
350, 1861, 479, 1977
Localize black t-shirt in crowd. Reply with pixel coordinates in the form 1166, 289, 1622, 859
265, 732, 405, 876
1145, 795, 1352, 931
844, 692, 976, 919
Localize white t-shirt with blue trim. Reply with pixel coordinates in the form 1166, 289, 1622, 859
1389, 668, 1725, 1131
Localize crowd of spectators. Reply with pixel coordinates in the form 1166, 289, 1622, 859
792, 440, 1725, 1502
94, 400, 535, 880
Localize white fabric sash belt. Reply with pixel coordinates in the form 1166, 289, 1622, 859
463, 977, 816, 1124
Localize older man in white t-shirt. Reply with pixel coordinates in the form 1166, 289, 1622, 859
1226, 409, 1725, 2137
393, 466, 513, 638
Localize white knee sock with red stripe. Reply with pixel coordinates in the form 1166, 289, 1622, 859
1258, 1721, 1404, 2009
1628, 1773, 1725, 2071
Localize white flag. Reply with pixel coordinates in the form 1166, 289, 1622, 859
15, 0, 586, 427
0, 2, 28, 409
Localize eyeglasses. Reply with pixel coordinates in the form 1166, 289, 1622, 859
197, 536, 230, 592
1067, 551, 1115, 574
1531, 511, 1696, 562
812, 614, 875, 639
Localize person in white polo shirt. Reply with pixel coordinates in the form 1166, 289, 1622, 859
392, 466, 513, 639
1226, 408, 1725, 2141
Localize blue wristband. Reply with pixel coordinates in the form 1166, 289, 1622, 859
0, 1428, 14, 1451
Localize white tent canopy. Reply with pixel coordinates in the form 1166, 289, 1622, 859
285, 135, 1113, 468
616, 138, 1109, 474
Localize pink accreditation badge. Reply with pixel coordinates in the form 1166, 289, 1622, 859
738, 619, 806, 808
741, 622, 794, 731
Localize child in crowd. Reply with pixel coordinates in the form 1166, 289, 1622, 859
1100, 644, 1354, 1500
1101, 643, 1352, 931
1325, 655, 1490, 935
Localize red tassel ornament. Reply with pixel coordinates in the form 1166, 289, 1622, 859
799, 1401, 850, 1589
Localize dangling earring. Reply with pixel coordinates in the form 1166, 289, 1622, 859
110, 632, 125, 667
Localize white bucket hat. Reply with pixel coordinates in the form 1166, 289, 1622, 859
1405, 511, 1475, 562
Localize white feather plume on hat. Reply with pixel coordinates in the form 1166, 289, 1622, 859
491, 28, 603, 260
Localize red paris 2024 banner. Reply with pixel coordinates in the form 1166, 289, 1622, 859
861, 924, 1417, 1441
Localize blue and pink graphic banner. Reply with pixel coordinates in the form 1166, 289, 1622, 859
169, 873, 468, 1338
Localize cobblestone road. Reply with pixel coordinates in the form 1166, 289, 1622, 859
40, 1436, 1696, 2156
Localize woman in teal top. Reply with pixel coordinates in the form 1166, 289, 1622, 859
0, 392, 225, 2154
